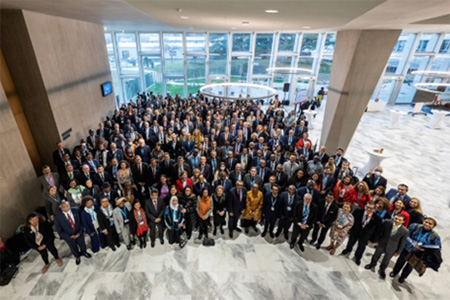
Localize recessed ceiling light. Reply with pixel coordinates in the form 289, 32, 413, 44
242, 21, 250, 25
302, 26, 312, 29
180, 16, 189, 19
103, 26, 107, 31
265, 10, 278, 13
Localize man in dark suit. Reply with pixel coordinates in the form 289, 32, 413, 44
224, 151, 238, 171
146, 158, 160, 189
261, 185, 282, 238
213, 171, 233, 195
198, 156, 213, 182
194, 175, 212, 196
229, 163, 246, 187
53, 142, 71, 173
96, 183, 120, 207
243, 167, 263, 191
167, 134, 182, 158
208, 150, 221, 176
310, 192, 338, 249
54, 201, 91, 265
385, 184, 411, 206
159, 153, 175, 179
61, 164, 81, 191
144, 189, 165, 247
276, 185, 299, 240
330, 148, 347, 169
256, 159, 270, 183
315, 145, 329, 165
282, 130, 298, 150
363, 167, 388, 190
320, 166, 336, 197
342, 202, 382, 265
84, 153, 100, 173
271, 164, 289, 192
227, 180, 247, 238
77, 165, 95, 187
107, 143, 124, 164
92, 166, 113, 187
290, 193, 318, 251
96, 195, 120, 251
297, 180, 320, 204
171, 156, 192, 182
135, 139, 151, 164
364, 215, 408, 279
96, 123, 110, 141
131, 156, 149, 195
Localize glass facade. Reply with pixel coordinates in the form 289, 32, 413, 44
105, 31, 450, 106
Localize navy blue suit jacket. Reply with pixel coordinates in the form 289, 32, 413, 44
54, 208, 83, 240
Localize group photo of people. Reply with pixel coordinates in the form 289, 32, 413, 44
29, 90, 442, 285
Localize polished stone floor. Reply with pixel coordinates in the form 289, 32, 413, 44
1, 102, 449, 300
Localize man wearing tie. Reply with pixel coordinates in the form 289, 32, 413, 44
228, 180, 247, 238
261, 185, 282, 238
309, 192, 338, 249
144, 189, 165, 247
276, 185, 298, 240
290, 193, 318, 251
61, 164, 81, 191
385, 184, 411, 206
54, 201, 91, 265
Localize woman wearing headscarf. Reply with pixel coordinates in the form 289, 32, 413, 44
130, 201, 149, 248
24, 213, 63, 274
164, 196, 185, 245
196, 188, 214, 240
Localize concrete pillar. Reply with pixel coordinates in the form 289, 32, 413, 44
320, 30, 401, 152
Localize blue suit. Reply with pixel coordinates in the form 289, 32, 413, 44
80, 204, 105, 252
54, 208, 87, 258
385, 189, 411, 206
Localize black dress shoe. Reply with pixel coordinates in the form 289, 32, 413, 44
290, 243, 295, 249
235, 228, 242, 233
261, 231, 267, 238
309, 240, 316, 245
245, 229, 249, 234
275, 232, 280, 238
284, 234, 289, 240
84, 252, 92, 258
116, 243, 121, 248
127, 245, 131, 250
298, 244, 305, 252
364, 264, 374, 270
213, 228, 217, 236
398, 277, 405, 283
76, 257, 81, 265
160, 239, 164, 245
341, 249, 350, 255
144, 242, 147, 248
229, 232, 233, 238
269, 232, 274, 239
315, 244, 321, 250
355, 259, 361, 266
151, 242, 155, 248
389, 272, 396, 278
220, 227, 225, 235
111, 246, 116, 252
378, 269, 386, 279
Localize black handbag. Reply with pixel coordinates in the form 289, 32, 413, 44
0, 264, 18, 286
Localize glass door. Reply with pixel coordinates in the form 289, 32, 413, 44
293, 77, 312, 104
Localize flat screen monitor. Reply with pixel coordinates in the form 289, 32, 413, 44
101, 81, 113, 97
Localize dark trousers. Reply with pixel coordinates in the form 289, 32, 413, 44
167, 229, 181, 245
149, 221, 165, 242
185, 213, 194, 238
198, 217, 210, 238
392, 249, 414, 279
63, 234, 87, 258
228, 212, 241, 234
88, 231, 100, 253
100, 226, 120, 248
311, 223, 332, 246
344, 234, 369, 260
276, 217, 293, 236
263, 215, 277, 234
37, 241, 59, 265
370, 246, 395, 271
291, 224, 311, 246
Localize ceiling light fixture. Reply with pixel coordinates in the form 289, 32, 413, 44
265, 10, 278, 13
242, 21, 250, 25
411, 70, 450, 78
200, 83, 277, 100
266, 67, 313, 75
414, 82, 450, 94
180, 16, 189, 19
103, 26, 107, 31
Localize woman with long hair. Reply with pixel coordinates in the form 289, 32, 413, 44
407, 197, 424, 225
327, 202, 354, 255
196, 188, 213, 240
130, 201, 149, 249
351, 181, 371, 209
179, 186, 197, 239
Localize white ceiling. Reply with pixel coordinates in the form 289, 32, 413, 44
1, 0, 450, 32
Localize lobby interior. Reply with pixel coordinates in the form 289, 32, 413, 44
0, 0, 450, 299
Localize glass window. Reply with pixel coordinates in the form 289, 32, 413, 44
396, 56, 431, 103
300, 33, 320, 56
275, 56, 293, 68
230, 56, 249, 96
323, 33, 336, 53
186, 33, 206, 53
209, 33, 228, 75
251, 78, 272, 99
317, 57, 333, 89
105, 33, 114, 54
123, 77, 141, 101
139, 33, 160, 52
116, 33, 139, 75
439, 34, 450, 54
278, 33, 296, 52
298, 57, 315, 73
232, 33, 251, 52
165, 77, 184, 97
186, 56, 206, 95
163, 33, 184, 76
376, 79, 397, 102
416, 33, 440, 53
431, 57, 450, 72
385, 34, 417, 75
253, 34, 273, 75
142, 55, 163, 95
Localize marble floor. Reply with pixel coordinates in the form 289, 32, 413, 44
1, 102, 449, 300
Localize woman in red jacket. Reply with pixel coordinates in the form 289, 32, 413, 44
176, 171, 193, 194
295, 132, 312, 150
386, 199, 410, 227
351, 181, 371, 208
333, 175, 354, 207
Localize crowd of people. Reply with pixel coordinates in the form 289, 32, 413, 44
31, 91, 441, 284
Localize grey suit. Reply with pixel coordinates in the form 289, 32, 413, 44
39, 173, 63, 198
370, 219, 408, 271
113, 202, 132, 246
